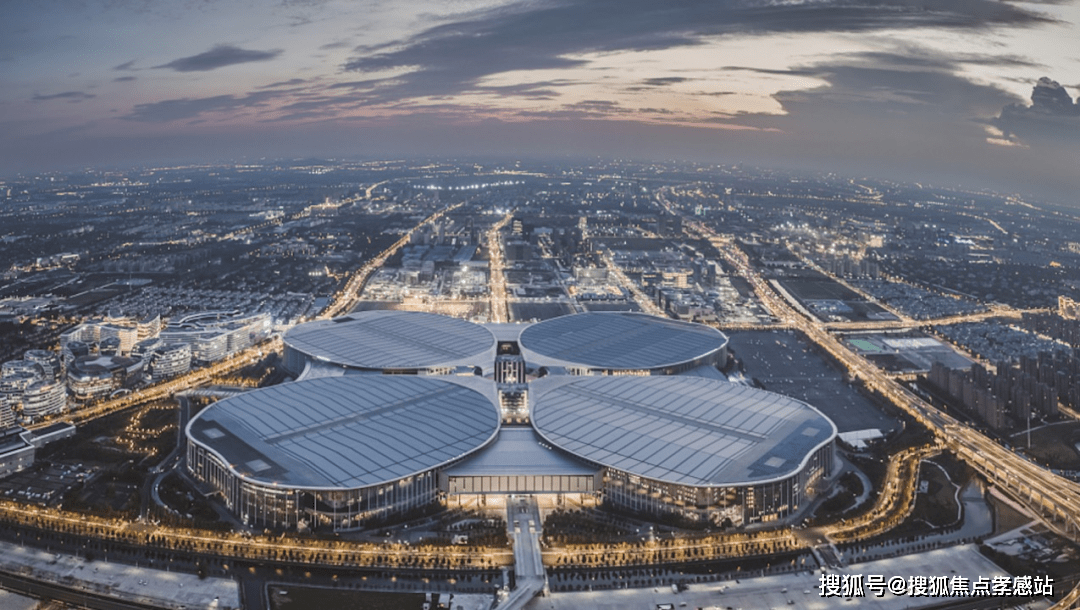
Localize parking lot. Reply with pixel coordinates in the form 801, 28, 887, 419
511, 302, 575, 322
726, 331, 900, 434
0, 462, 94, 507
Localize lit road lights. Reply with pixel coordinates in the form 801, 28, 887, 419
536, 445, 937, 570
487, 211, 514, 323
599, 250, 665, 317
656, 185, 1080, 605
825, 444, 940, 542
0, 496, 513, 570
28, 336, 283, 431
321, 202, 464, 320
9, 183, 1080, 609
546, 529, 800, 569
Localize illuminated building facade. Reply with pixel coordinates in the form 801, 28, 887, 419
188, 311, 835, 531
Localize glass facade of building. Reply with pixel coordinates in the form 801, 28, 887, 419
188, 440, 447, 530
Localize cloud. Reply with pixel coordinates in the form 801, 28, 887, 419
114, 60, 137, 71
991, 77, 1080, 145
260, 110, 333, 123
258, 78, 308, 89
514, 99, 635, 120
316, 77, 574, 108
1030, 77, 1079, 112
568, 100, 625, 111
32, 91, 95, 103
720, 66, 817, 76
155, 44, 282, 72
328, 79, 384, 90
640, 77, 690, 87
272, 95, 361, 119
288, 15, 313, 28
682, 48, 1046, 187
122, 91, 283, 122
746, 51, 1022, 125
626, 76, 692, 91
114, 76, 137, 82
341, 0, 1054, 104
482, 80, 573, 98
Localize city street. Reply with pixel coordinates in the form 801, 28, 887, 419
526, 545, 1020, 610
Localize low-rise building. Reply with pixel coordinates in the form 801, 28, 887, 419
150, 342, 192, 380
23, 350, 63, 383
22, 380, 67, 419
67, 355, 143, 401
0, 394, 17, 430
160, 311, 271, 364
0, 429, 34, 478
0, 423, 76, 478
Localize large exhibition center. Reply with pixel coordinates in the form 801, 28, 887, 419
187, 311, 837, 531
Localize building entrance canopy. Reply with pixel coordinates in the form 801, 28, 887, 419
440, 427, 599, 494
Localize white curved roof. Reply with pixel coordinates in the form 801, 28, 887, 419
284, 310, 496, 371
187, 376, 500, 489
530, 376, 835, 487
519, 312, 728, 371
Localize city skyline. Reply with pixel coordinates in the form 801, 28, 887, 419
1, 158, 1079, 607
3, 0, 1080, 201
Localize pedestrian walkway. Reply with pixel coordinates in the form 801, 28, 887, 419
179, 386, 248, 399
498, 496, 546, 610
815, 543, 845, 568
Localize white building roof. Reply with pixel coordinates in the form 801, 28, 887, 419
530, 375, 835, 487
519, 312, 728, 371
285, 310, 496, 371
187, 376, 500, 489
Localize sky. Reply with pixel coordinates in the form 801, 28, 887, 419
2, 0, 1079, 201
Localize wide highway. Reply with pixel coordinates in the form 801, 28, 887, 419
657, 186, 1080, 608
